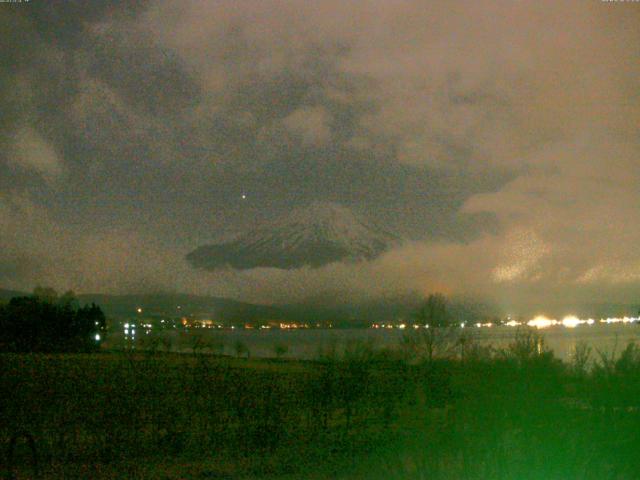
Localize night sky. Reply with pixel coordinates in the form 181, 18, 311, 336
1, 1, 638, 311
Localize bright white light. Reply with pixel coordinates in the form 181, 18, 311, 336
528, 315, 556, 329
124, 323, 130, 329
95, 333, 101, 341
505, 320, 521, 327
124, 329, 129, 335
475, 322, 492, 328
561, 315, 582, 329
398, 323, 406, 330
603, 317, 622, 324
136, 307, 142, 313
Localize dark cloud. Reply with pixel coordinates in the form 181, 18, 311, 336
1, 1, 638, 311
86, 26, 200, 116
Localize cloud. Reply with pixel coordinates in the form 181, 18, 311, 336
0, 1, 638, 312
9, 128, 63, 183
491, 229, 550, 283
282, 106, 332, 147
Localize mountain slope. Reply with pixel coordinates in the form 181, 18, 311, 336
187, 202, 399, 270
76, 293, 284, 321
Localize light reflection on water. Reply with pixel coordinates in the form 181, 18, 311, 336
108, 323, 640, 362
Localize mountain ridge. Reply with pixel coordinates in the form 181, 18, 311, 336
187, 202, 399, 270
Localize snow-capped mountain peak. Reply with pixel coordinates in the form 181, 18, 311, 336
186, 202, 398, 270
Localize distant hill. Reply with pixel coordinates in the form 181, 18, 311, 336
76, 292, 422, 325
0, 289, 281, 323
0, 289, 485, 326
0, 289, 27, 302
76, 293, 285, 323
2, 288, 637, 325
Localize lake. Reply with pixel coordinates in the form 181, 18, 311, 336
107, 322, 640, 362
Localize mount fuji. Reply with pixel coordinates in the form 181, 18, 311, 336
186, 202, 399, 270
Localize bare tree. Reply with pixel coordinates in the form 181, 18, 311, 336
402, 293, 459, 361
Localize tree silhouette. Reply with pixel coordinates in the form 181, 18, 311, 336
0, 290, 106, 353
415, 293, 451, 328
402, 293, 458, 361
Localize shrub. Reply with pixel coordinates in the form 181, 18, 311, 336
273, 343, 289, 359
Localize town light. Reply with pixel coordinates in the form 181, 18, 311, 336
561, 315, 582, 328
527, 315, 556, 329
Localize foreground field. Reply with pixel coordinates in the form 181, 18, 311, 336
2, 335, 640, 479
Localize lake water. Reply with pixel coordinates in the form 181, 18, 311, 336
108, 323, 640, 362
